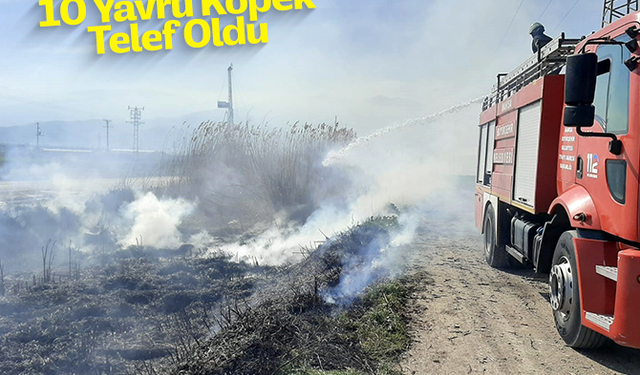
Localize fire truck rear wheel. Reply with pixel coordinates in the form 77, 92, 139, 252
483, 205, 509, 268
550, 231, 608, 349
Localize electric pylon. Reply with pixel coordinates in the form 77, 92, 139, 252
127, 107, 144, 153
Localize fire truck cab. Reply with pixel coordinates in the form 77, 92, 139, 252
475, 12, 640, 349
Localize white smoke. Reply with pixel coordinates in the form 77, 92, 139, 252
217, 205, 355, 265
323, 212, 420, 305
118, 192, 195, 249
213, 98, 482, 276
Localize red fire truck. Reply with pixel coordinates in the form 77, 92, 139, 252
475, 12, 640, 349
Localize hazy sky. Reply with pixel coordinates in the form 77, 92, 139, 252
0, 0, 604, 133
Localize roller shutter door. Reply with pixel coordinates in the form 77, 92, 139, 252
477, 125, 488, 184
513, 100, 542, 207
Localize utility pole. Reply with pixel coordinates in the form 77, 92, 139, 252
217, 64, 234, 125
127, 106, 144, 153
603, 0, 638, 27
36, 123, 43, 149
103, 119, 113, 151
228, 64, 234, 126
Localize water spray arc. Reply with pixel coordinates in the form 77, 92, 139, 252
323, 97, 484, 166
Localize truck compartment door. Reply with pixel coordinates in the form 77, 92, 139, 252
513, 100, 542, 207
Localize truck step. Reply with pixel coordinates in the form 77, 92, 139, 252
586, 312, 614, 332
505, 245, 525, 263
595, 265, 618, 282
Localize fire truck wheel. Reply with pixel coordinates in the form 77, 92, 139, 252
550, 231, 607, 349
483, 205, 509, 268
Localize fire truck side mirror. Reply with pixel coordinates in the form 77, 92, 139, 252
564, 53, 598, 128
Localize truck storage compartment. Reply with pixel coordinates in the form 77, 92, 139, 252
513, 100, 542, 208
477, 74, 565, 215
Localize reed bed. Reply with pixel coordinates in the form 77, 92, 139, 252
157, 122, 356, 226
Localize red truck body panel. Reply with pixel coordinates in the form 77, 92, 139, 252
559, 14, 640, 243
476, 10, 640, 350
476, 75, 565, 216
575, 239, 640, 349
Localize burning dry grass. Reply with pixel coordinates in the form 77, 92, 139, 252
159, 216, 413, 375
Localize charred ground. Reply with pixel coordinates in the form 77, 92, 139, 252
0, 215, 416, 375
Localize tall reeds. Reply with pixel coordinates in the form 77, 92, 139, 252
161, 121, 355, 225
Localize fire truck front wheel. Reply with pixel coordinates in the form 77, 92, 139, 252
483, 205, 509, 268
551, 231, 607, 349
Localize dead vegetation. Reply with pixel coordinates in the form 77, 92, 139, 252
0, 216, 413, 375
140, 216, 412, 375
41, 240, 56, 284
0, 119, 416, 374
157, 122, 356, 226
0, 250, 269, 375
169, 278, 414, 375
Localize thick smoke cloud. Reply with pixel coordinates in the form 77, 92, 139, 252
118, 192, 194, 249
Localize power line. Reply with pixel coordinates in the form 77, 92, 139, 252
498, 0, 527, 47
217, 74, 227, 102
538, 0, 555, 20
234, 74, 251, 124
553, 0, 580, 32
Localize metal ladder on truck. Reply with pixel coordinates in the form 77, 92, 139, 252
482, 34, 582, 112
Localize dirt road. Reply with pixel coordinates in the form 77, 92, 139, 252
401, 227, 640, 375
